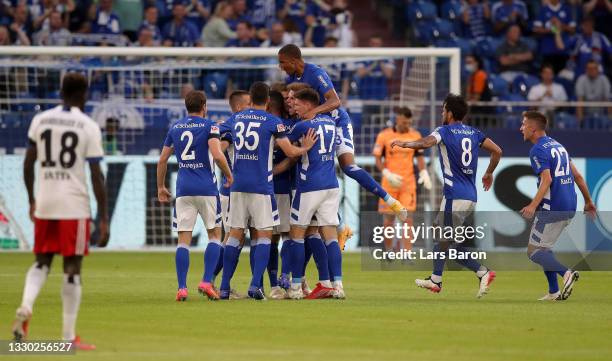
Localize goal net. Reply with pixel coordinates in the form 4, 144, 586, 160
0, 46, 460, 250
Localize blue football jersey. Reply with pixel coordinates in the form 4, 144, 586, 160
163, 116, 220, 197
273, 117, 298, 194
431, 123, 486, 202
287, 115, 339, 192
218, 114, 236, 197
229, 109, 287, 195
529, 136, 577, 213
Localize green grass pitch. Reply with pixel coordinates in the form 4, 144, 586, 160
1, 252, 611, 361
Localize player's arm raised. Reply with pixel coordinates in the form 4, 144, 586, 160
307, 88, 341, 119
23, 141, 37, 221
209, 137, 233, 188
89, 161, 109, 247
570, 162, 597, 218
390, 135, 438, 150
480, 138, 503, 191
521, 169, 552, 219
276, 128, 318, 158
157, 146, 173, 203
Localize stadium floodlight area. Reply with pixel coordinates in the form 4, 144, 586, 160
0, 46, 459, 249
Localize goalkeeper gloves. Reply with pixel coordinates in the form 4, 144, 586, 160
382, 168, 403, 187
418, 169, 432, 190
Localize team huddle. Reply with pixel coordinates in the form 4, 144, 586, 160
10, 44, 599, 345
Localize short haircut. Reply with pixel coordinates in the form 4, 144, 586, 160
229, 90, 249, 109
324, 36, 338, 44
278, 44, 302, 59
249, 81, 270, 106
270, 82, 287, 93
286, 82, 310, 93
541, 63, 554, 72
61, 72, 88, 101
237, 20, 253, 29
185, 90, 207, 113
523, 110, 547, 130
394, 106, 412, 118
269, 90, 286, 117
294, 88, 319, 106
443, 93, 468, 121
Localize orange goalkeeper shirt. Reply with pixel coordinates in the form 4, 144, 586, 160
372, 127, 422, 181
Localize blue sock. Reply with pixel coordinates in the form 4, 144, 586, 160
454, 245, 482, 273
251, 238, 271, 289
306, 235, 329, 281
342, 164, 388, 200
268, 243, 279, 287
544, 271, 559, 293
325, 239, 342, 281
432, 243, 447, 277
280, 239, 292, 276
175, 245, 189, 289
213, 245, 224, 280
202, 240, 222, 283
249, 240, 256, 276
220, 237, 241, 291
529, 249, 568, 275
303, 237, 313, 275
290, 239, 305, 284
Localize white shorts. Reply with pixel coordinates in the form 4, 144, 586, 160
291, 188, 340, 227
335, 124, 354, 156
173, 196, 221, 232
273, 193, 291, 234
220, 194, 230, 233
435, 197, 476, 228
229, 192, 279, 230
529, 216, 572, 248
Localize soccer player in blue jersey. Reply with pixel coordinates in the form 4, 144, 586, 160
157, 90, 233, 301
281, 88, 343, 300
519, 111, 596, 301
278, 44, 410, 221
392, 94, 503, 298
219, 82, 317, 300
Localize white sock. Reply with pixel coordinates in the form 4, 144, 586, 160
321, 280, 332, 288
21, 263, 49, 313
476, 266, 488, 278
384, 195, 397, 206
430, 274, 442, 283
332, 280, 343, 288
62, 274, 81, 341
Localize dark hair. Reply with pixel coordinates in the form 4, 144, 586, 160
249, 81, 270, 106
324, 36, 338, 44
294, 88, 319, 106
268, 90, 287, 118
61, 72, 88, 102
541, 63, 554, 73
278, 44, 302, 59
237, 20, 253, 29
229, 90, 249, 110
443, 93, 468, 121
522, 110, 547, 130
185, 90, 207, 113
469, 54, 484, 70
394, 106, 412, 118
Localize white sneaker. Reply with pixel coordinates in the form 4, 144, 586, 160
12, 306, 31, 341
269, 286, 288, 300
538, 291, 561, 301
477, 270, 496, 298
287, 286, 304, 300
415, 277, 442, 293
332, 285, 346, 299
560, 270, 579, 300
301, 278, 311, 297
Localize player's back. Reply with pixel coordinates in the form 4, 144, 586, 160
273, 117, 298, 194
289, 114, 339, 192
165, 115, 218, 197
230, 108, 285, 195
529, 136, 577, 214
27, 105, 104, 219
433, 122, 486, 202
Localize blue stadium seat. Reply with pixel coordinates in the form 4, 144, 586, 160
555, 112, 579, 130
203, 72, 228, 99
488, 74, 509, 97
433, 19, 455, 39
455, 37, 474, 56
441, 0, 463, 21
413, 20, 436, 44
503, 114, 522, 129
497, 93, 527, 114
554, 76, 575, 99
583, 115, 611, 130
406, 1, 437, 23
474, 37, 504, 61
512, 74, 540, 96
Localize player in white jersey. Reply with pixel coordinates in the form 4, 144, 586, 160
13, 73, 109, 350
157, 91, 233, 301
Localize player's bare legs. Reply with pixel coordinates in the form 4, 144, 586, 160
13, 253, 54, 341
338, 152, 408, 221
198, 227, 223, 300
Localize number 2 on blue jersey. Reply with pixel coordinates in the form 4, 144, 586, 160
180, 130, 195, 160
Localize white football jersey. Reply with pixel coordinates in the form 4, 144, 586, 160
27, 105, 104, 219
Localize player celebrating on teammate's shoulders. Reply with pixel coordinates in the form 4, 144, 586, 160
157, 90, 233, 301
14, 72, 109, 350
220, 82, 316, 300
279, 88, 344, 300
278, 44, 409, 221
519, 111, 596, 301
373, 106, 431, 254
392, 94, 502, 298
